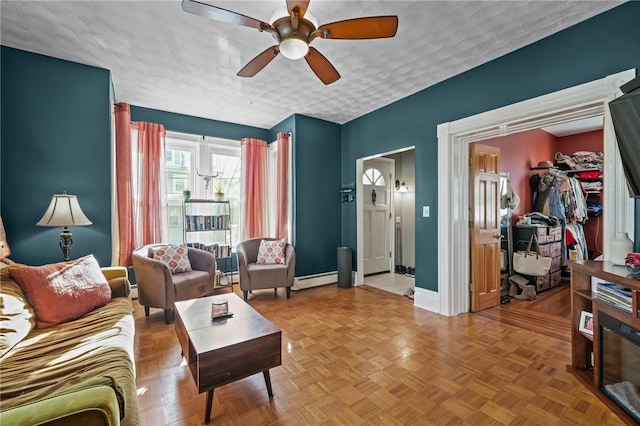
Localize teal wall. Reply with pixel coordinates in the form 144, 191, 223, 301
342, 2, 640, 291
1, 46, 112, 266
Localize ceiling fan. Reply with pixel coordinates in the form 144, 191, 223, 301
182, 0, 398, 85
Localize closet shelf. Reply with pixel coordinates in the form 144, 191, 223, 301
564, 168, 600, 173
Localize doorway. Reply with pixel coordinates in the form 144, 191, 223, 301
435, 69, 636, 316
471, 120, 606, 330
356, 147, 416, 292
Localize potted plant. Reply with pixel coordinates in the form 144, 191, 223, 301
182, 189, 191, 201
213, 180, 225, 201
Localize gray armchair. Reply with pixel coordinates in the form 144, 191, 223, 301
132, 244, 216, 323
236, 238, 295, 302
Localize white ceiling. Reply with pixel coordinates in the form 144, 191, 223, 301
541, 116, 604, 137
0, 1, 624, 129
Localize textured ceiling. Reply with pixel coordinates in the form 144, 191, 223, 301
0, 1, 624, 129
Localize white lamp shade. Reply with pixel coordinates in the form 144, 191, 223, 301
36, 193, 92, 227
279, 37, 309, 60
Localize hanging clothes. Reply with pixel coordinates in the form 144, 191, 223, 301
534, 169, 574, 263
566, 223, 589, 260
567, 177, 588, 223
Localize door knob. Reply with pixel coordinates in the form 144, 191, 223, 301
495, 234, 502, 239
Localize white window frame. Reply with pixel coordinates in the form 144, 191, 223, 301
165, 141, 197, 198
165, 131, 241, 248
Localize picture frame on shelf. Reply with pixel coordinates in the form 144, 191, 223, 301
579, 311, 594, 335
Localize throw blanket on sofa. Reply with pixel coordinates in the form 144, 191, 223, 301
1, 273, 139, 426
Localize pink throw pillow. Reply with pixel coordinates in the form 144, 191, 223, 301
151, 244, 192, 273
9, 255, 111, 329
256, 239, 287, 265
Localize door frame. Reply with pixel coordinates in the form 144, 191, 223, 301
356, 146, 415, 286
435, 69, 636, 316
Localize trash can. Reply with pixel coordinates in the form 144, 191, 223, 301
337, 247, 353, 288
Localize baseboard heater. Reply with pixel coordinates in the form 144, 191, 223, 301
293, 271, 337, 290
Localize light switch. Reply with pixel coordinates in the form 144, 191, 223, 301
423, 206, 430, 217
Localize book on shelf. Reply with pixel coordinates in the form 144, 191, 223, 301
594, 282, 632, 313
184, 214, 230, 231
185, 242, 232, 258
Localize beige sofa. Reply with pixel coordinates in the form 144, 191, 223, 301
0, 261, 139, 426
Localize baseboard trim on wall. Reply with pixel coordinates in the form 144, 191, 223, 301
413, 287, 439, 314
293, 271, 337, 290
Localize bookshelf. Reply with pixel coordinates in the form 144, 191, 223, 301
183, 199, 234, 289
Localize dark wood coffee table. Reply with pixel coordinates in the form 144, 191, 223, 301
174, 293, 281, 424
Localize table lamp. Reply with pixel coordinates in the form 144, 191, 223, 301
36, 191, 92, 261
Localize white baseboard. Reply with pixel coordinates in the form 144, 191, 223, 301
293, 271, 338, 290
413, 287, 439, 314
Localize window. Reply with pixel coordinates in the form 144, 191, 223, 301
166, 148, 192, 195
363, 168, 385, 186
165, 132, 241, 247
206, 139, 241, 247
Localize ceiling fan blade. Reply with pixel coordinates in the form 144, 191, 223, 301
287, 0, 310, 19
305, 47, 340, 85
317, 16, 398, 39
237, 46, 280, 78
182, 0, 270, 30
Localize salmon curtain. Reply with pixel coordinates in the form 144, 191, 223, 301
113, 103, 133, 266
240, 138, 268, 240
275, 132, 289, 240
113, 102, 167, 266
131, 121, 168, 245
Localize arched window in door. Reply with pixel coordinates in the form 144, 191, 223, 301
363, 168, 385, 186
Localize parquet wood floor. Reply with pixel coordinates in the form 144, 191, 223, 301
134, 284, 624, 425
476, 285, 571, 342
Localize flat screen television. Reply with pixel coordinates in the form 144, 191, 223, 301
608, 75, 640, 198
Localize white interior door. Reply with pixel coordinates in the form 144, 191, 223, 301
363, 158, 393, 275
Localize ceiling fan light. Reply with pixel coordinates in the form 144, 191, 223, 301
279, 37, 309, 60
